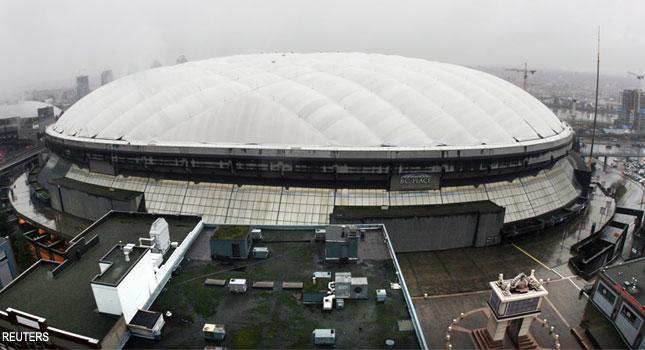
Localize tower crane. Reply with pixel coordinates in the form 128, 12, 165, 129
506, 63, 536, 91
628, 71, 644, 89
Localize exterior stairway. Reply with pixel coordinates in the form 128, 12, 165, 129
471, 328, 504, 350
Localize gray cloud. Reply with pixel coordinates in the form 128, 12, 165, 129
1, 0, 643, 99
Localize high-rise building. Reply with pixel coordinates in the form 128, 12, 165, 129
100, 70, 114, 86
621, 89, 645, 132
76, 75, 90, 100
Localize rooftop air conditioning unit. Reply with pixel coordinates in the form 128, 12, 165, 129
149, 218, 170, 255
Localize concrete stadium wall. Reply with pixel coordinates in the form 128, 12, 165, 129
49, 185, 141, 221
378, 215, 478, 252
331, 205, 504, 253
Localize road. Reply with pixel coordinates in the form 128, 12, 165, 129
580, 143, 644, 159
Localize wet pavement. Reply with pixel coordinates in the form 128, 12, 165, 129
399, 163, 640, 349
8, 172, 90, 238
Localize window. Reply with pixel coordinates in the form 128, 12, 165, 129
619, 304, 642, 329
597, 282, 617, 305
506, 297, 540, 316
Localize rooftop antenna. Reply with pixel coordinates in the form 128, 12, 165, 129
506, 62, 536, 91
588, 27, 601, 168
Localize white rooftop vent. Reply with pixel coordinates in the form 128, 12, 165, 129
149, 218, 170, 255
123, 243, 135, 262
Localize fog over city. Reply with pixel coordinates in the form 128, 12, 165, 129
1, 0, 644, 99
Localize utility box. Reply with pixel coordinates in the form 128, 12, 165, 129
203, 324, 226, 341
350, 277, 368, 299
313, 329, 336, 345
228, 279, 247, 293
251, 228, 263, 240
323, 295, 334, 311
376, 289, 387, 303
335, 272, 352, 299
252, 247, 269, 259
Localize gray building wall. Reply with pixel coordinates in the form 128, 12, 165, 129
210, 234, 252, 259
49, 184, 142, 221
474, 211, 505, 247
331, 202, 505, 252
365, 215, 479, 252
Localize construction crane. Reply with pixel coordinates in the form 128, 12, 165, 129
628, 71, 644, 89
506, 63, 536, 91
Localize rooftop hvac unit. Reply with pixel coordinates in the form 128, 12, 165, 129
203, 323, 226, 341
335, 272, 351, 299
376, 289, 387, 303
252, 247, 269, 259
251, 229, 263, 240
350, 277, 368, 299
149, 218, 170, 255
228, 279, 247, 293
323, 295, 335, 311
312, 329, 336, 345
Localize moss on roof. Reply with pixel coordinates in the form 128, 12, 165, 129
211, 225, 249, 240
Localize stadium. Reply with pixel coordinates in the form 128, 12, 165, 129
38, 53, 585, 247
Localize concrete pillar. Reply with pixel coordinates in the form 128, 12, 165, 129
517, 316, 533, 337
486, 317, 509, 341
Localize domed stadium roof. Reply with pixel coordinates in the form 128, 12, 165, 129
50, 53, 567, 149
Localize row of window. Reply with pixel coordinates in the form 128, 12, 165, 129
60, 158, 580, 225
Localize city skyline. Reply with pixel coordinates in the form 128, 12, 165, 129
1, 0, 644, 99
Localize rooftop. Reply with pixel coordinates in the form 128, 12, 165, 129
602, 257, 645, 307
127, 226, 420, 349
92, 244, 149, 286
0, 100, 61, 120
0, 212, 201, 340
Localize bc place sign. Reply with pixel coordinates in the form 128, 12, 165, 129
390, 173, 440, 191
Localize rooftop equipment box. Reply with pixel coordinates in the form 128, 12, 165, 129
203, 323, 226, 341
313, 329, 336, 345
252, 247, 269, 259
335, 272, 352, 299
228, 279, 247, 293
350, 277, 368, 299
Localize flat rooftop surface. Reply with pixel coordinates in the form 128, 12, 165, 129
92, 245, 148, 286
602, 257, 645, 307
397, 198, 631, 349
0, 212, 200, 340
126, 227, 420, 349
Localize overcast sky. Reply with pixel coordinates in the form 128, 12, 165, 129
1, 0, 643, 99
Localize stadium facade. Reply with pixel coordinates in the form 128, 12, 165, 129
39, 53, 583, 238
